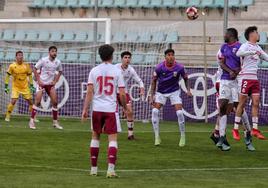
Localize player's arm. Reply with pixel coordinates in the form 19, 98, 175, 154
131, 67, 145, 96
181, 67, 192, 96
150, 72, 158, 104
236, 44, 256, 57
81, 83, 94, 121
259, 48, 268, 61
219, 58, 236, 78
34, 59, 44, 87
52, 63, 63, 86
27, 64, 35, 93
118, 73, 127, 111
4, 65, 12, 93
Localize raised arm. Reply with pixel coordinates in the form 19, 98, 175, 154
236, 44, 256, 57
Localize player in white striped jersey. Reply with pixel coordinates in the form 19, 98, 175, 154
29, 46, 63, 130
115, 51, 145, 140
234, 26, 268, 141
82, 45, 128, 178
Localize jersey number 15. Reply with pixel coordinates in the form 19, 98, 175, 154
96, 76, 114, 96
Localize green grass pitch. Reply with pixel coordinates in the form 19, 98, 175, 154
0, 116, 268, 188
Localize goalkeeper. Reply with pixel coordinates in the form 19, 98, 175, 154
4, 51, 35, 122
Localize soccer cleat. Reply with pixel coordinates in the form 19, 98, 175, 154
90, 167, 98, 176
216, 136, 224, 148
179, 135, 186, 147
232, 129, 241, 141
29, 120, 36, 130
106, 171, 119, 178
53, 121, 63, 130
128, 135, 135, 140
251, 128, 265, 140
210, 132, 219, 145
154, 136, 161, 146
221, 143, 231, 151
245, 131, 256, 151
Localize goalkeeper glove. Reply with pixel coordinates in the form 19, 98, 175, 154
4, 84, 9, 94
30, 84, 36, 94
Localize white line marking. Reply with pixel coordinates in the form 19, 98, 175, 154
1, 162, 268, 173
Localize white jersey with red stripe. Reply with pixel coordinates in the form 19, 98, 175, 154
88, 62, 125, 112
115, 63, 144, 93
237, 41, 268, 80
35, 56, 63, 85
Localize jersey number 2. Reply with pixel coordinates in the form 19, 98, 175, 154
96, 76, 114, 95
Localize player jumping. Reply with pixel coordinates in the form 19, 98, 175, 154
115, 51, 144, 140
234, 26, 268, 141
150, 49, 192, 147
4, 51, 35, 122
82, 44, 128, 178
29, 46, 63, 130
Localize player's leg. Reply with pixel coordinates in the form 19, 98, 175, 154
90, 111, 103, 176
216, 81, 231, 151
90, 131, 100, 176
125, 103, 135, 140
29, 89, 43, 129
49, 87, 63, 130
251, 94, 265, 139
234, 94, 247, 139
152, 102, 162, 146
105, 112, 120, 178
5, 88, 19, 121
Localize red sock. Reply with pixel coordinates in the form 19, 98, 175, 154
31, 107, 37, 119
52, 108, 58, 120
90, 147, 99, 167
108, 147, 117, 165
90, 140, 99, 167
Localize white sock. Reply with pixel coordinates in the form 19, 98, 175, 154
219, 115, 227, 137
252, 117, 258, 129
176, 110, 185, 136
234, 116, 241, 130
241, 110, 251, 131
108, 163, 115, 173
127, 121, 134, 136
151, 108, 160, 138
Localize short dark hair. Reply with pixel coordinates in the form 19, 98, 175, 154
98, 44, 114, 61
15, 51, 23, 56
226, 28, 238, 40
49, 46, 57, 52
244, 26, 258, 41
121, 51, 132, 59
164, 49, 175, 55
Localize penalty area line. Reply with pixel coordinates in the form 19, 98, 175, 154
1, 162, 268, 173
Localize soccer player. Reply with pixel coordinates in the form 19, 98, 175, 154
4, 51, 35, 122
150, 49, 192, 147
234, 26, 268, 140
82, 44, 127, 178
29, 46, 63, 130
217, 28, 254, 151
115, 51, 144, 140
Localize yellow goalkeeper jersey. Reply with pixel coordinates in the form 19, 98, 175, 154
7, 62, 32, 89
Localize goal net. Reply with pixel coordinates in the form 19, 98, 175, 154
0, 18, 221, 123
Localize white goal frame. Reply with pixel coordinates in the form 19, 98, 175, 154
0, 18, 112, 44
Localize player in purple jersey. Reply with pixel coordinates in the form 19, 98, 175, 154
217, 28, 254, 151
150, 49, 192, 147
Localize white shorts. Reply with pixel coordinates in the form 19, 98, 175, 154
155, 90, 182, 105
219, 80, 239, 103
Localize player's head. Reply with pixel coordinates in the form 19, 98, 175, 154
224, 28, 238, 43
98, 44, 114, 62
164, 49, 175, 64
49, 46, 57, 60
15, 51, 23, 63
121, 51, 132, 66
244, 26, 259, 43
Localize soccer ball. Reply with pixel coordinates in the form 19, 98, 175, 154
186, 6, 199, 20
